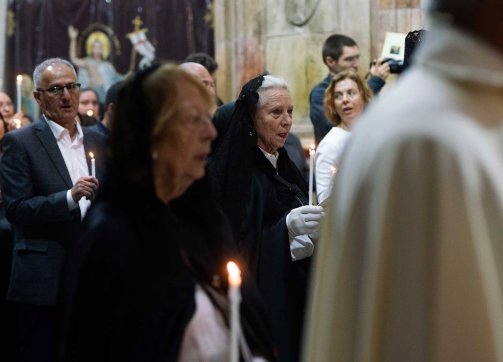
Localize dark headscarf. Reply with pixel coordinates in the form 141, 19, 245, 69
100, 63, 226, 222
209, 74, 307, 245
208, 74, 266, 240
99, 64, 160, 205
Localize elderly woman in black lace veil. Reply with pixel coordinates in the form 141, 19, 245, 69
60, 64, 275, 362
208, 74, 325, 362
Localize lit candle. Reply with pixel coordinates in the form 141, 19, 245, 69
309, 144, 316, 206
86, 110, 94, 117
16, 75, 23, 114
227, 261, 242, 362
14, 118, 21, 129
89, 152, 95, 177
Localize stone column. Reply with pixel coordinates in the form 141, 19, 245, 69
265, 0, 372, 140
0, 0, 8, 91
214, 0, 266, 103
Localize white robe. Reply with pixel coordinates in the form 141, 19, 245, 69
303, 23, 503, 362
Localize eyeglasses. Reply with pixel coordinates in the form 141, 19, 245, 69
36, 83, 81, 96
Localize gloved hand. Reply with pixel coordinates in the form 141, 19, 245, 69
308, 231, 320, 243
286, 205, 324, 237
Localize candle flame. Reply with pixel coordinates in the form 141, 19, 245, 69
14, 118, 21, 128
16, 75, 23, 84
227, 261, 242, 287
86, 110, 94, 117
89, 152, 95, 159
309, 143, 316, 155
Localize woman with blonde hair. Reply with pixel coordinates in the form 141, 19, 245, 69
61, 64, 274, 361
315, 70, 372, 204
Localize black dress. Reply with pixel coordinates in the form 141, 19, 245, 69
208, 74, 311, 362
242, 147, 310, 362
60, 179, 274, 362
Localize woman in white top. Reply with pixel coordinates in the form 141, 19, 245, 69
315, 70, 372, 204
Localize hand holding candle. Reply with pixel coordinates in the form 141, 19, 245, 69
227, 261, 242, 362
16, 75, 23, 114
89, 152, 95, 177
309, 144, 316, 206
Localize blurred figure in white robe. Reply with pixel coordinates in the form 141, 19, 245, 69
303, 0, 503, 361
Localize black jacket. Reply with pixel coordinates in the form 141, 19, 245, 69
60, 179, 275, 362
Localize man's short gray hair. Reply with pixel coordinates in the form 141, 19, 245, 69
257, 75, 290, 108
425, 0, 485, 26
33, 58, 77, 89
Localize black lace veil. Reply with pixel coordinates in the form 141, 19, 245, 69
208, 74, 266, 240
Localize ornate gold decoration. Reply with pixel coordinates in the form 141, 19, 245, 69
78, 23, 122, 58
86, 31, 111, 59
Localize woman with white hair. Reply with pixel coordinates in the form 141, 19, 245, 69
209, 74, 324, 362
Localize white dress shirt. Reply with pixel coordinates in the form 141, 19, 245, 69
45, 116, 91, 218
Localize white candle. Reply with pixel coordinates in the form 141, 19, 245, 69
227, 261, 242, 362
89, 152, 95, 177
309, 144, 316, 206
16, 75, 23, 114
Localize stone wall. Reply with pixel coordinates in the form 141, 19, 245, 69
214, 0, 426, 144
0, 1, 8, 91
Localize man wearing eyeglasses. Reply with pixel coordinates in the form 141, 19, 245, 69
0, 57, 107, 362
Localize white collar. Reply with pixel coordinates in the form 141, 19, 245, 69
259, 147, 279, 168
44, 114, 83, 141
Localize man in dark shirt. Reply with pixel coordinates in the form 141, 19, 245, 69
310, 34, 390, 144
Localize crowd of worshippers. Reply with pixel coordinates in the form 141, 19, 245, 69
1, 0, 503, 360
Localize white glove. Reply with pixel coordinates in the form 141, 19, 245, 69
291, 235, 315, 261
286, 205, 324, 237
308, 231, 320, 243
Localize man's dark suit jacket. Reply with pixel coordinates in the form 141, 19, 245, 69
0, 117, 107, 306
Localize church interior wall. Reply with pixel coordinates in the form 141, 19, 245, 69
0, 0, 426, 146
214, 0, 427, 144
